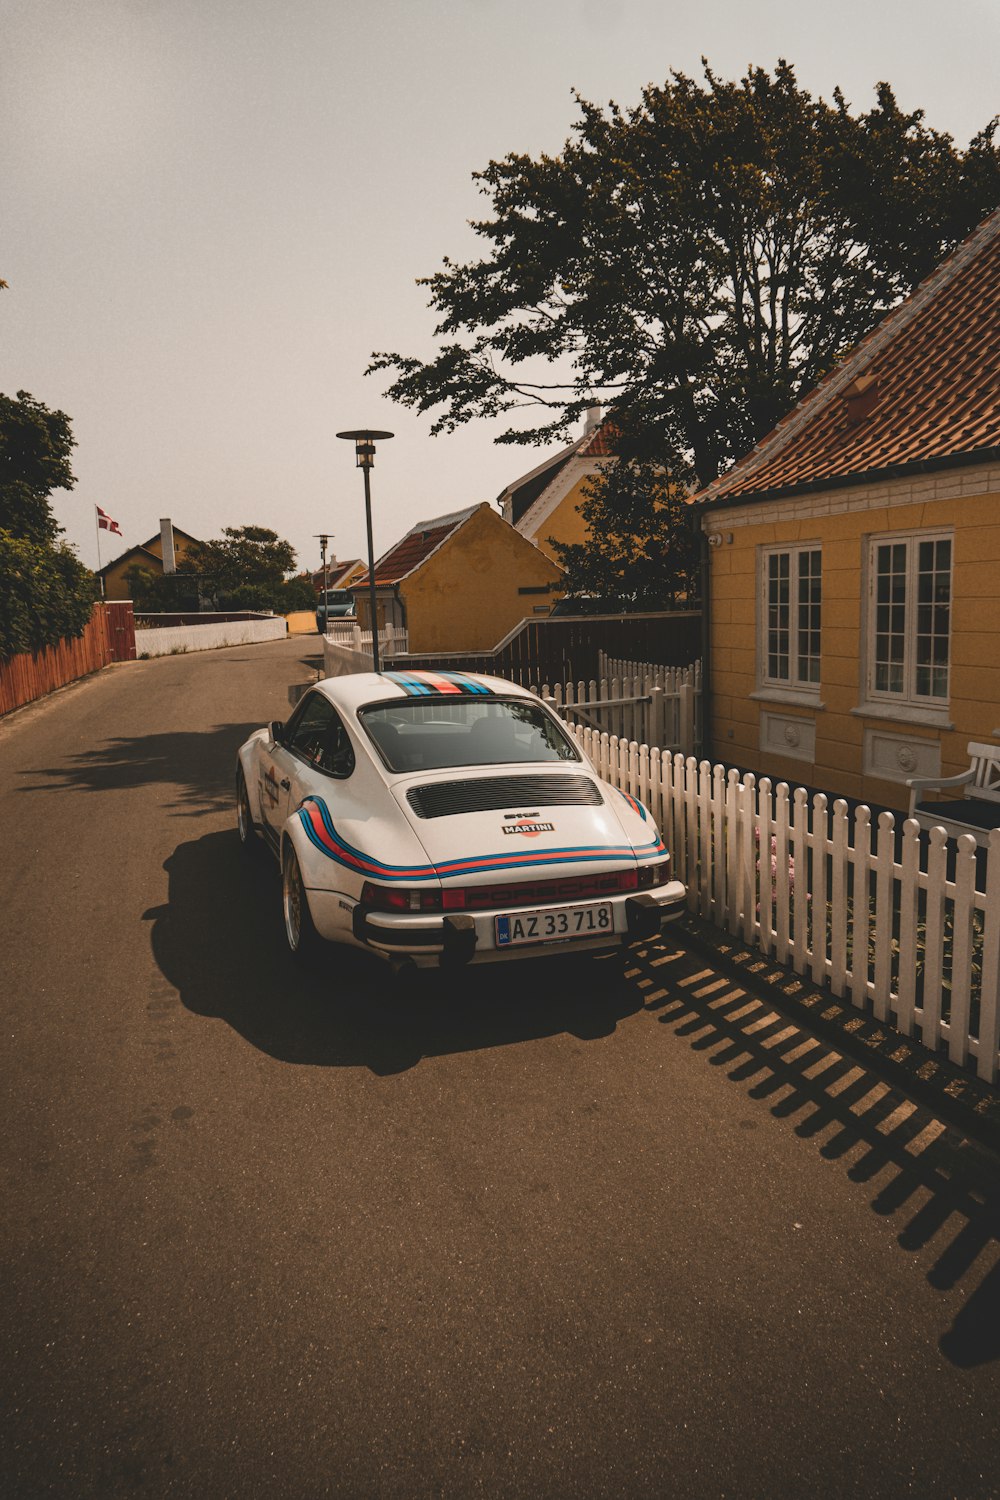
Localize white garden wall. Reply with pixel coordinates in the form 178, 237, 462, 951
135, 617, 286, 657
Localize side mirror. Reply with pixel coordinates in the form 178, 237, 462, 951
269, 720, 285, 747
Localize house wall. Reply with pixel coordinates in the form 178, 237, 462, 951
401, 505, 563, 653
284, 610, 317, 636
102, 552, 151, 601
706, 461, 1000, 810
522, 472, 593, 562
102, 533, 202, 601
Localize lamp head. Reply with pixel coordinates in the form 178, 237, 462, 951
336, 429, 394, 471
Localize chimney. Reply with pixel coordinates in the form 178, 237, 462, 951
583, 403, 602, 436
160, 518, 176, 575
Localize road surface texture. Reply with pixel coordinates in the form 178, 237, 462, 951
2, 635, 999, 1499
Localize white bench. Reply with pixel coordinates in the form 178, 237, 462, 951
907, 740, 1000, 846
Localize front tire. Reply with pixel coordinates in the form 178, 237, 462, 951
236, 767, 260, 853
282, 846, 322, 963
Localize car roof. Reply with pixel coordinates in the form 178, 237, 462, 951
314, 669, 536, 714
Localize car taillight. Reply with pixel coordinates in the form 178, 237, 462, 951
637, 858, 671, 889
359, 882, 443, 913
441, 868, 640, 911
359, 862, 670, 916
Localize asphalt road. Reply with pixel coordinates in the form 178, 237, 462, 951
3, 635, 1000, 1499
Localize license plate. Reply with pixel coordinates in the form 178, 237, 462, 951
495, 901, 615, 948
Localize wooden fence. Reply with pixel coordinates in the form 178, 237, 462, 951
381, 611, 701, 687
533, 665, 700, 756
0, 604, 117, 716
569, 724, 1000, 1085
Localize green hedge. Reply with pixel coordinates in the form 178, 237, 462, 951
0, 530, 97, 659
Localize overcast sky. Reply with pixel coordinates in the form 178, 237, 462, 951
4, 0, 999, 575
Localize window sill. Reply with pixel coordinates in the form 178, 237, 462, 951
852, 702, 954, 730
750, 687, 825, 710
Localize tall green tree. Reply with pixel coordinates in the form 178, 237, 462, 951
0, 390, 94, 658
0, 391, 78, 544
195, 525, 300, 611
551, 466, 699, 610
125, 565, 202, 613
370, 61, 1000, 599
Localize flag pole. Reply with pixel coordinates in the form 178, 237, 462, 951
94, 506, 105, 597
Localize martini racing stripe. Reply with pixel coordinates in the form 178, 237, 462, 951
383, 669, 493, 697
616, 788, 649, 821
296, 796, 665, 881
298, 798, 439, 881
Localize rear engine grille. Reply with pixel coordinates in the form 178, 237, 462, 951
406, 773, 604, 820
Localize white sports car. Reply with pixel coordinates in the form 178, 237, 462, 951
236, 669, 687, 970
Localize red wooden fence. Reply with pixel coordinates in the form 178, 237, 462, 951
0, 601, 136, 716
104, 600, 137, 663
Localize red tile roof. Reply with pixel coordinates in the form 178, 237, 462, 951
327, 559, 363, 587
696, 209, 1000, 506
355, 506, 478, 588
579, 423, 617, 458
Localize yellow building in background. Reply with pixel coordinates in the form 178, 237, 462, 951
352, 502, 563, 654
695, 209, 1000, 811
98, 519, 203, 601
497, 406, 615, 563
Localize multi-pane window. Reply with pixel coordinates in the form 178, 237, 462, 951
869, 534, 952, 706
763, 547, 822, 690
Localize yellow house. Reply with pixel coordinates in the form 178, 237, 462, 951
694, 208, 1000, 811
98, 519, 203, 601
497, 406, 615, 562
352, 503, 564, 654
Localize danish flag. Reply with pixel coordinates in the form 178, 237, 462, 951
96, 506, 122, 536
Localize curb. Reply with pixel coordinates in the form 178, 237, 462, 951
679, 913, 1000, 1156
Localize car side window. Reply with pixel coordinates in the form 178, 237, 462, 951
286, 694, 355, 778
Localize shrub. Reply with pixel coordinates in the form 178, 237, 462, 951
0, 530, 97, 659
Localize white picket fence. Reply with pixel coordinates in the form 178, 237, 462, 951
597, 653, 702, 688
324, 622, 409, 655
533, 664, 700, 757
568, 724, 1000, 1085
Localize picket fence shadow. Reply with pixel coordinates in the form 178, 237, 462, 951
568, 724, 1000, 1086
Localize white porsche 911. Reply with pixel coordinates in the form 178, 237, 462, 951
236, 668, 687, 969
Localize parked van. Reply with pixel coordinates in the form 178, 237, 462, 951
315, 589, 356, 633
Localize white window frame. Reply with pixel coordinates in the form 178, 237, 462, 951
755, 542, 823, 701
862, 528, 953, 716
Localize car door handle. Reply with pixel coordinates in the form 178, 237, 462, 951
280, 778, 291, 790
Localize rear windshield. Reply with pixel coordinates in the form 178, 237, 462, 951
359, 697, 580, 773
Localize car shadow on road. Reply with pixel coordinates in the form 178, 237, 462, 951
148, 825, 1000, 1370
19, 724, 259, 816
148, 829, 643, 1078
627, 943, 1000, 1370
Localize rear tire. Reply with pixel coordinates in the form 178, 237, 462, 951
282, 846, 322, 964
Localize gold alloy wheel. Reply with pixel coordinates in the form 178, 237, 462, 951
282, 850, 305, 952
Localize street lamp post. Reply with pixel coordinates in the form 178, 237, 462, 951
314, 533, 332, 627
336, 429, 394, 673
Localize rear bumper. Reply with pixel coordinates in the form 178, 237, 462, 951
350, 881, 688, 967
